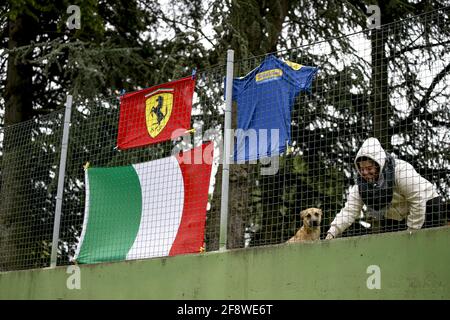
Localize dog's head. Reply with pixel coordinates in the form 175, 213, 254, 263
300, 208, 322, 229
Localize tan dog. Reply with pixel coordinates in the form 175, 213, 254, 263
287, 208, 322, 243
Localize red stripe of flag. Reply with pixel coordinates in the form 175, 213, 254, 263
169, 142, 214, 256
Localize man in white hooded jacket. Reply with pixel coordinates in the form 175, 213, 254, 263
326, 137, 446, 239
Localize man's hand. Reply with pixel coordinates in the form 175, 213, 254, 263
325, 233, 334, 240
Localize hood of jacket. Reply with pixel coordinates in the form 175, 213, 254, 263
354, 137, 387, 176
354, 137, 396, 215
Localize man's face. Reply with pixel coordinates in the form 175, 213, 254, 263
358, 159, 379, 183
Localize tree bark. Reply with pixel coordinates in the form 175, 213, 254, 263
370, 26, 390, 150
369, 1, 395, 151
0, 12, 37, 270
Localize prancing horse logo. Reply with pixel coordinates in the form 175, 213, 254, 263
145, 88, 174, 138
152, 96, 166, 126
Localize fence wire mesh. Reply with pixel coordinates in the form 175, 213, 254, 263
59, 65, 226, 265
0, 110, 64, 270
0, 8, 449, 270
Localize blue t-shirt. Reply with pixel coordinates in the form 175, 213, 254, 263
229, 55, 318, 162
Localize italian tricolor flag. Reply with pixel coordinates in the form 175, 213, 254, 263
74, 143, 214, 264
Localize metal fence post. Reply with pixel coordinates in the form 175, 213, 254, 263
219, 49, 234, 251
50, 95, 73, 268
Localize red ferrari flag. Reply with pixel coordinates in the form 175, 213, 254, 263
117, 76, 195, 149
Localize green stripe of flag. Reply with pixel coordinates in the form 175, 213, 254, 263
77, 166, 142, 263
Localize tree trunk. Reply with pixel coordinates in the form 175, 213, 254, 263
370, 29, 391, 150
0, 12, 37, 270
370, 2, 392, 151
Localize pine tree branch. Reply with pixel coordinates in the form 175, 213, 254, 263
388, 40, 450, 60
417, 61, 450, 112
390, 59, 450, 136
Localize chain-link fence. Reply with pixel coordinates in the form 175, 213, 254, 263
1, 8, 449, 271
0, 110, 64, 270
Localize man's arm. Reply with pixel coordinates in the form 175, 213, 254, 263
326, 185, 363, 238
395, 160, 437, 230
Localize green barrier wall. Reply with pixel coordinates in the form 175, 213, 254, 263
1, 227, 449, 300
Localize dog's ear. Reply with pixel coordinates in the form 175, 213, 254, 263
300, 209, 308, 218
